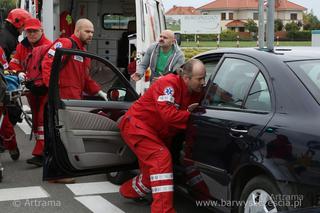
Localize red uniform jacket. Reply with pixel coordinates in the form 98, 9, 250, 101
120, 74, 201, 144
9, 35, 52, 72
41, 34, 100, 99
0, 47, 9, 70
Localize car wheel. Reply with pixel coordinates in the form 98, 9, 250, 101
106, 171, 133, 185
238, 175, 287, 213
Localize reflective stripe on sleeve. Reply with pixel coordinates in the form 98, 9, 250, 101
138, 174, 151, 193
150, 173, 173, 182
151, 185, 174, 194
132, 176, 145, 197
38, 126, 44, 131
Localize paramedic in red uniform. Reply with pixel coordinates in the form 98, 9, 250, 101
41, 18, 107, 100
118, 59, 206, 213
0, 8, 32, 161
9, 18, 52, 166
40, 18, 107, 183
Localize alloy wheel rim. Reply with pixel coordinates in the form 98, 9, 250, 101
244, 189, 278, 213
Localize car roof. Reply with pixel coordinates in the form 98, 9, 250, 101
196, 47, 320, 62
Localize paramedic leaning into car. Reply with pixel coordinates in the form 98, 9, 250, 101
9, 18, 52, 167
0, 8, 32, 161
118, 59, 206, 213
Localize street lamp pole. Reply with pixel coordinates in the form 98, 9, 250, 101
258, 0, 265, 48
266, 0, 275, 51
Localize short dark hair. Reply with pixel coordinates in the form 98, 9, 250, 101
179, 58, 203, 77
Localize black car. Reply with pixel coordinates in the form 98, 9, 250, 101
44, 47, 320, 213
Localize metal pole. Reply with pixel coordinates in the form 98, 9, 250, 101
266, 0, 275, 51
258, 0, 264, 48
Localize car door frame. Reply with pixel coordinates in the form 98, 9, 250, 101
44, 48, 139, 180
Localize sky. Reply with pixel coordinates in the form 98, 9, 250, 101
162, 0, 320, 19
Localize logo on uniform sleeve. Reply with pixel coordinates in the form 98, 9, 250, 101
164, 87, 174, 96
54, 42, 63, 48
74, 55, 83, 62
157, 86, 175, 103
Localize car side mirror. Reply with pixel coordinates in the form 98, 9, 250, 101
174, 32, 181, 46
107, 87, 127, 101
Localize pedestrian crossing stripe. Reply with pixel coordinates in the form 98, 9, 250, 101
75, 195, 125, 213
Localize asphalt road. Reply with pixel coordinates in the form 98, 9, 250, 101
0, 111, 212, 213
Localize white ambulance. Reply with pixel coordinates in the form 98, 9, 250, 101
20, 0, 166, 94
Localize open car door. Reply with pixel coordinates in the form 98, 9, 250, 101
43, 48, 139, 180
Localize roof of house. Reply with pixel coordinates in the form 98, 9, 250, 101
165, 6, 201, 15
198, 0, 306, 11
225, 20, 246, 27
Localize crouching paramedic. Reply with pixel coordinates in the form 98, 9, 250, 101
9, 18, 52, 166
0, 8, 32, 160
118, 59, 206, 213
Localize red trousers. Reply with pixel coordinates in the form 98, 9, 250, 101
27, 94, 47, 156
0, 107, 17, 150
119, 117, 175, 213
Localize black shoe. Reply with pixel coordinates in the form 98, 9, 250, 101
26, 156, 43, 167
9, 148, 20, 161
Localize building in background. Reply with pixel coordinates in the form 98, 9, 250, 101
166, 0, 306, 33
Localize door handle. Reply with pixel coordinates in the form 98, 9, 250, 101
229, 128, 248, 138
230, 128, 248, 134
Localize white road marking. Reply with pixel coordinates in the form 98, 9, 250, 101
75, 195, 125, 213
66, 181, 120, 196
0, 186, 49, 201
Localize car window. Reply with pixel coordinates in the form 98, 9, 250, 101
58, 56, 136, 102
203, 61, 219, 83
204, 58, 259, 109
287, 60, 320, 104
245, 73, 271, 111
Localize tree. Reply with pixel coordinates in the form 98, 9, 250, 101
303, 11, 320, 30
274, 19, 284, 32
285, 22, 300, 32
244, 19, 258, 34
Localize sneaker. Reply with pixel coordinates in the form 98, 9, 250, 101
26, 156, 43, 167
48, 178, 76, 184
9, 148, 20, 161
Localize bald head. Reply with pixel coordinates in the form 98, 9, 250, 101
74, 18, 94, 45
182, 59, 206, 93
158, 30, 176, 52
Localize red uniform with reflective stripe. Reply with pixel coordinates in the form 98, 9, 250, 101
0, 47, 17, 151
0, 47, 9, 70
9, 35, 52, 157
41, 34, 100, 100
118, 74, 201, 213
9, 35, 51, 71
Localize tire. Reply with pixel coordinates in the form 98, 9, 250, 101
106, 171, 134, 185
238, 175, 287, 213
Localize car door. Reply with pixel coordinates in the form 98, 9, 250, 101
43, 48, 139, 180
183, 54, 275, 204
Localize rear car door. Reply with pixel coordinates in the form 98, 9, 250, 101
43, 48, 139, 180
184, 54, 275, 204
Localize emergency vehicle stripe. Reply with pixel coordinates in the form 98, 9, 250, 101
187, 174, 203, 186
132, 176, 145, 197
151, 185, 174, 193
138, 174, 151, 193
38, 126, 44, 131
150, 173, 173, 182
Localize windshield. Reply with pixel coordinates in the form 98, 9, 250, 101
287, 60, 320, 104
